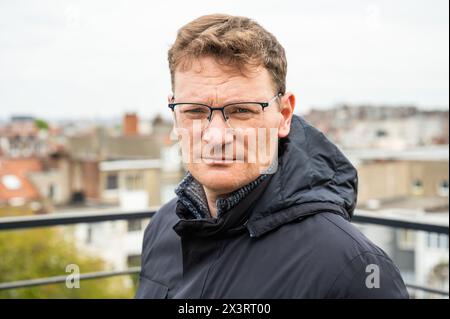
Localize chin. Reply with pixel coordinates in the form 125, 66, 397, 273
189, 163, 260, 194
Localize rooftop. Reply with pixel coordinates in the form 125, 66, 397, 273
345, 145, 449, 164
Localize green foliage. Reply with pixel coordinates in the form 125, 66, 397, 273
0, 206, 34, 218
0, 227, 135, 298
34, 119, 49, 130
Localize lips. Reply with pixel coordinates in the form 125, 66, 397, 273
201, 157, 236, 164
202, 157, 235, 161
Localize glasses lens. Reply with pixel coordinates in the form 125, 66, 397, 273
224, 103, 264, 128
174, 104, 210, 128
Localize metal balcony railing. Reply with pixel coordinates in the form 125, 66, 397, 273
0, 209, 448, 297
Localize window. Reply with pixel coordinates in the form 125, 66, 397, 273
426, 233, 448, 249
125, 173, 143, 190
427, 233, 442, 248
439, 234, 449, 249
397, 229, 415, 250
48, 184, 54, 200
127, 220, 142, 232
86, 225, 93, 244
376, 129, 388, 137
437, 180, 449, 197
106, 174, 118, 190
125, 175, 134, 190
411, 179, 424, 196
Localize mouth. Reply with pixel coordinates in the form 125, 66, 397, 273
201, 157, 236, 164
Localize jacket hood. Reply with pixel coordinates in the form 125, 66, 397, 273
244, 115, 358, 237
173, 115, 358, 238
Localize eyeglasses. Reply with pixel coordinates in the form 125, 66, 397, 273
168, 93, 282, 129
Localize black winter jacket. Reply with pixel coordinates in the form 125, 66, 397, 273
136, 115, 409, 299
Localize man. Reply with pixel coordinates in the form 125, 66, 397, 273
136, 14, 409, 299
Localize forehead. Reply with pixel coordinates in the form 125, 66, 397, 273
173, 57, 274, 101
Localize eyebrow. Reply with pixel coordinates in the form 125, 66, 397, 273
174, 96, 267, 105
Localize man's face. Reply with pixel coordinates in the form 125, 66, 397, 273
172, 57, 294, 195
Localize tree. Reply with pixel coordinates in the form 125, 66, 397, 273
0, 226, 136, 298
34, 119, 49, 131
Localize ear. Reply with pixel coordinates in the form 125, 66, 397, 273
278, 92, 296, 138
168, 93, 179, 135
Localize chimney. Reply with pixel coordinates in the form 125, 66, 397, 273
123, 113, 139, 136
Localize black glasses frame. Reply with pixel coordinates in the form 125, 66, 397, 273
168, 93, 282, 122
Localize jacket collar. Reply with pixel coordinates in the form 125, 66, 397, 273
175, 172, 269, 220
173, 174, 273, 238
173, 115, 358, 239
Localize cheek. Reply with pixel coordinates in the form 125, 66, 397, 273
175, 128, 201, 161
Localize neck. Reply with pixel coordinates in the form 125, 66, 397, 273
203, 187, 220, 218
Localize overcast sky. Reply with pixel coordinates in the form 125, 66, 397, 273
0, 0, 448, 120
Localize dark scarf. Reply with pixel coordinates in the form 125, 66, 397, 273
175, 172, 268, 219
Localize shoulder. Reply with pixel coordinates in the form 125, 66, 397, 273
315, 212, 388, 254
144, 198, 179, 238
137, 198, 182, 298
150, 198, 179, 226
141, 197, 180, 262
302, 212, 408, 298
279, 212, 386, 257
274, 212, 408, 298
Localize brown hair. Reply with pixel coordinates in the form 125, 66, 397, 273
168, 14, 287, 95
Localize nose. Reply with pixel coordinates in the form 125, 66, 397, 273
202, 110, 233, 145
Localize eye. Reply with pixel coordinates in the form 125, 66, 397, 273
179, 105, 209, 114
235, 108, 251, 113
227, 104, 260, 115
185, 108, 206, 113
